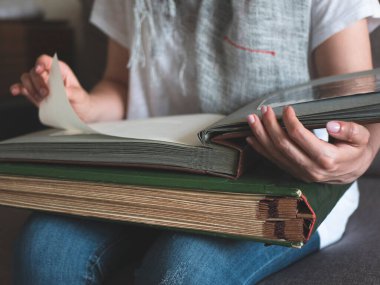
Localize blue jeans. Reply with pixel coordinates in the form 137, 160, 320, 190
13, 212, 320, 285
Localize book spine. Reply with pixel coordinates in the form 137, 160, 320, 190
258, 198, 298, 219
263, 220, 304, 242
259, 196, 315, 242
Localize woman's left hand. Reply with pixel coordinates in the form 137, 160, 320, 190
246, 105, 376, 184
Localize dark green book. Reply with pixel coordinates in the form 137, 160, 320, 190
0, 162, 349, 248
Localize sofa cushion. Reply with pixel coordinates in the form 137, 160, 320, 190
365, 153, 380, 177
259, 177, 380, 284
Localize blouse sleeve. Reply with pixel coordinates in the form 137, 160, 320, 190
90, 0, 133, 49
311, 0, 380, 51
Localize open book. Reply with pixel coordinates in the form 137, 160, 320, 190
0, 55, 380, 178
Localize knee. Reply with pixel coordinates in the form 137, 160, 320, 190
13, 213, 104, 284
135, 233, 239, 285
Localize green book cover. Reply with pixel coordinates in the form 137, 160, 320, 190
0, 162, 350, 248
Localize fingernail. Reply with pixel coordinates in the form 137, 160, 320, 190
40, 88, 47, 96
261, 105, 268, 115
327, 121, 341, 133
247, 114, 255, 124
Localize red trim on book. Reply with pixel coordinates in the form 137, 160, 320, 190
301, 194, 317, 241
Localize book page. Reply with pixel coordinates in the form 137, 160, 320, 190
89, 115, 224, 146
38, 55, 224, 146
39, 54, 94, 134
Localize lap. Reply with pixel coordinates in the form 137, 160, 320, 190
135, 231, 320, 285
14, 212, 156, 285
14, 212, 320, 285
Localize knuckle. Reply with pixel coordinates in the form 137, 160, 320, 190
346, 122, 359, 143
273, 136, 289, 151
302, 165, 327, 182
251, 126, 262, 137
293, 156, 307, 170
317, 155, 336, 171
287, 125, 303, 141
308, 171, 324, 183
338, 177, 350, 184
363, 129, 370, 145
288, 127, 306, 142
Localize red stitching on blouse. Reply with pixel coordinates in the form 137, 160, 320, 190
224, 36, 276, 56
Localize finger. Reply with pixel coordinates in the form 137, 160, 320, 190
21, 88, 40, 107
10, 83, 39, 106
261, 106, 339, 181
29, 66, 49, 98
247, 111, 314, 180
247, 112, 277, 154
261, 106, 312, 164
10, 83, 22, 96
246, 135, 313, 182
246, 135, 287, 169
282, 106, 349, 175
20, 73, 41, 102
282, 106, 338, 160
246, 132, 276, 162
11, 83, 32, 98
36, 54, 76, 85
247, 113, 289, 165
326, 121, 370, 146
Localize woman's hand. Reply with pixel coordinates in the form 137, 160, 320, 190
246, 105, 376, 184
10, 54, 94, 123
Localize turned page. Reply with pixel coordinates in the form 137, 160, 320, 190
38, 54, 224, 146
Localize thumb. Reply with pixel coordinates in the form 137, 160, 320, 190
326, 121, 370, 145
36, 54, 77, 85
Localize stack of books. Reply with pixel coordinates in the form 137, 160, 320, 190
0, 56, 378, 247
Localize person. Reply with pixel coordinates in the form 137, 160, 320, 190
9, 0, 380, 284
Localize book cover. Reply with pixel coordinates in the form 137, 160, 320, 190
0, 162, 349, 248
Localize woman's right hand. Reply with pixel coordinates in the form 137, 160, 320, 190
10, 55, 94, 122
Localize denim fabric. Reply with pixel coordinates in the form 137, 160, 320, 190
13, 213, 157, 285
135, 232, 319, 285
14, 212, 320, 285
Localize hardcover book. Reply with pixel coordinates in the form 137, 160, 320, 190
0, 162, 349, 248
0, 56, 380, 178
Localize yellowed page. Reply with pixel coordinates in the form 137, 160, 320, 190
39, 54, 94, 133
39, 55, 224, 146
